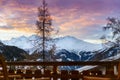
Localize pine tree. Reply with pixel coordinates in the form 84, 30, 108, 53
36, 0, 53, 62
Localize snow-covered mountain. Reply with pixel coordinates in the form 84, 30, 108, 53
2, 35, 38, 51
2, 35, 102, 54
55, 36, 102, 51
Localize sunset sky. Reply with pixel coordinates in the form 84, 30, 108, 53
0, 0, 120, 43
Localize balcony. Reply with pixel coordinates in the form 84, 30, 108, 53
0, 59, 120, 80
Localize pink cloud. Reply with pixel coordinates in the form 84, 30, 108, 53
0, 0, 120, 40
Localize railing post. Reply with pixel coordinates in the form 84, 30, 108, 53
118, 62, 120, 79
0, 55, 9, 80
53, 65, 57, 80
105, 64, 114, 76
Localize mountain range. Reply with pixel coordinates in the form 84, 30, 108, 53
2, 35, 102, 54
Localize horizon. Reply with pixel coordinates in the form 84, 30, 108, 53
0, 0, 120, 43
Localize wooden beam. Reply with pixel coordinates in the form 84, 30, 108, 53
6, 61, 119, 66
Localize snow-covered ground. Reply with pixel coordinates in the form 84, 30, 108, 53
77, 66, 97, 72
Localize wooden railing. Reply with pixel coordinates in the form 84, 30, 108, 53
0, 61, 120, 80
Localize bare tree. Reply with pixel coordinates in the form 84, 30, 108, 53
103, 17, 120, 47
36, 0, 54, 62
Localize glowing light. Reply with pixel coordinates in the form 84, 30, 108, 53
83, 39, 102, 44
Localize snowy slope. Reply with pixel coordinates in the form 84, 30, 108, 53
2, 35, 102, 53
55, 36, 102, 51
2, 36, 34, 50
